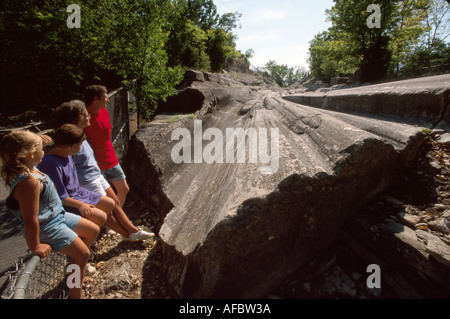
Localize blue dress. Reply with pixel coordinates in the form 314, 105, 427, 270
6, 169, 80, 251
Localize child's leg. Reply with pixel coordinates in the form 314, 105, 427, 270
102, 164, 129, 208
85, 207, 107, 227
94, 195, 137, 237
110, 179, 129, 208
95, 195, 115, 215
111, 205, 140, 235
60, 237, 90, 299
105, 187, 139, 235
72, 217, 100, 248
104, 210, 130, 237
95, 192, 134, 237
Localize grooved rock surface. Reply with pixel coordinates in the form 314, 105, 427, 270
283, 74, 450, 130
122, 72, 434, 298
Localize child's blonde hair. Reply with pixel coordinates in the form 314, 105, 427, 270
0, 130, 42, 186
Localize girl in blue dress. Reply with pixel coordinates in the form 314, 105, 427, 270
0, 130, 99, 299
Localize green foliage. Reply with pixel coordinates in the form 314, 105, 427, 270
398, 0, 450, 78
400, 38, 450, 77
167, 19, 212, 71
165, 0, 243, 72
387, 0, 431, 77
318, 0, 399, 82
186, 0, 219, 30
308, 31, 361, 81
80, 0, 185, 120
0, 0, 244, 120
0, 0, 102, 115
242, 49, 255, 65
257, 61, 309, 87
308, 0, 448, 83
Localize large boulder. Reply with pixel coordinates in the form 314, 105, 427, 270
122, 72, 428, 298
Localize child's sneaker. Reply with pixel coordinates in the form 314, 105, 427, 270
124, 228, 155, 242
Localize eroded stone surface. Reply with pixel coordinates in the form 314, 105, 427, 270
283, 74, 450, 130
123, 71, 433, 298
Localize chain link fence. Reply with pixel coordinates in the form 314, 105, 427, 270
1, 253, 69, 299
106, 87, 132, 161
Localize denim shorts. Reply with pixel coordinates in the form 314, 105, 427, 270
80, 174, 110, 196
102, 163, 126, 182
39, 212, 81, 252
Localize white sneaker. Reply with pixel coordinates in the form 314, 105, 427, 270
124, 228, 155, 242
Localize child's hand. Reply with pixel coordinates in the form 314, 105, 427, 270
40, 135, 53, 144
33, 243, 52, 258
78, 202, 95, 217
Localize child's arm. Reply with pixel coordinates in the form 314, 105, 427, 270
13, 178, 51, 258
61, 197, 95, 218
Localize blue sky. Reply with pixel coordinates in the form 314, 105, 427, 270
214, 0, 335, 70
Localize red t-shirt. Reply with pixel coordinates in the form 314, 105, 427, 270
84, 108, 118, 171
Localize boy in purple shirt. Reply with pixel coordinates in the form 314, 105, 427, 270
38, 124, 114, 227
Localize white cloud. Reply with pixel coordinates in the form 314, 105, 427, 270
261, 10, 287, 20
245, 9, 287, 26
237, 30, 282, 45
241, 8, 288, 27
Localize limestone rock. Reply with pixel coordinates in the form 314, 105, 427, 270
345, 217, 450, 298
283, 74, 450, 131
416, 229, 450, 267
428, 218, 450, 235
122, 72, 440, 298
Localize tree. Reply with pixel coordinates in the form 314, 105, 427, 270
325, 0, 399, 82
258, 61, 308, 87
422, 0, 450, 46
0, 0, 185, 122
0, 0, 109, 115
0, 0, 244, 121
400, 0, 450, 77
206, 28, 240, 72
308, 0, 436, 83
308, 31, 360, 81
242, 49, 255, 65
388, 0, 431, 77
165, 0, 242, 72
401, 38, 450, 77
186, 0, 219, 30
217, 11, 242, 33
86, 0, 185, 122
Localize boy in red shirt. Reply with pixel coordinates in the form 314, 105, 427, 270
84, 85, 129, 208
